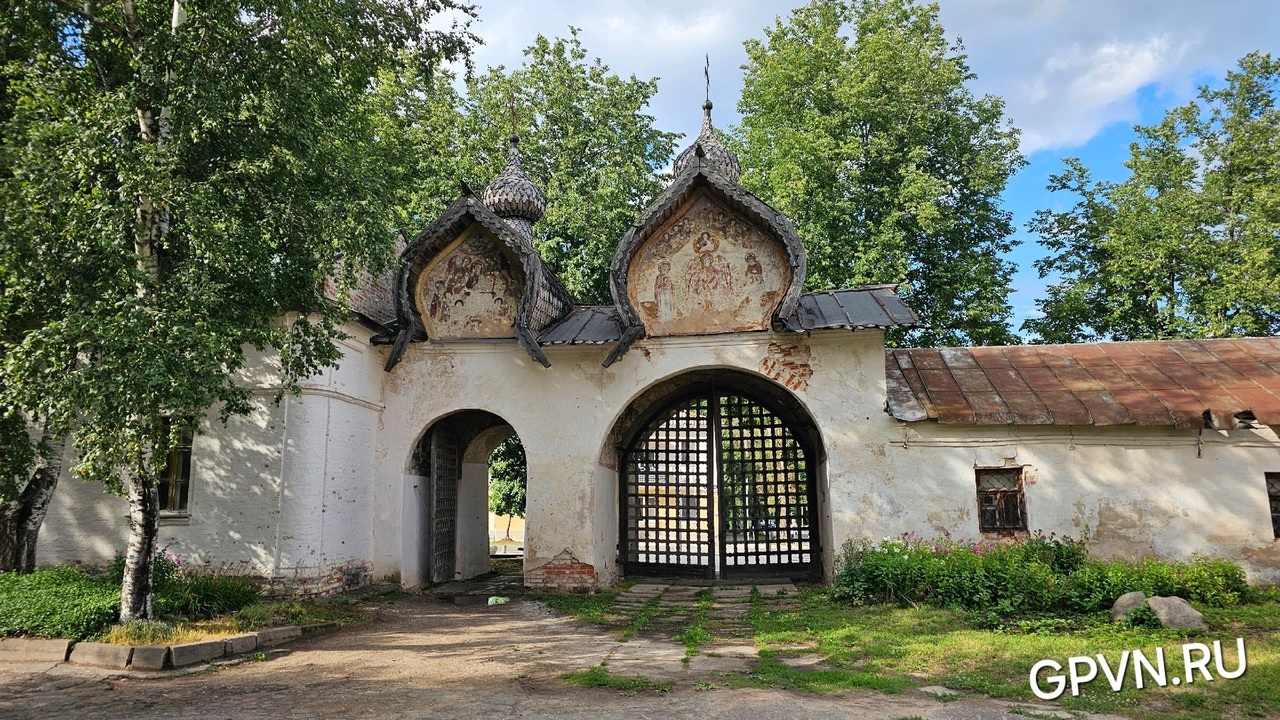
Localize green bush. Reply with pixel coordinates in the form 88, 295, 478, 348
832, 532, 1249, 616
109, 551, 260, 620
0, 567, 120, 640
157, 570, 260, 620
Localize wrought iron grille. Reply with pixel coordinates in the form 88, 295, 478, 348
976, 468, 1025, 531
431, 423, 460, 583
622, 397, 714, 575
621, 387, 816, 580
719, 393, 812, 576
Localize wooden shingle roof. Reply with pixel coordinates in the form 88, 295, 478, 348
886, 338, 1280, 429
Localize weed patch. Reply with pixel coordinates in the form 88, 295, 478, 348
562, 665, 673, 695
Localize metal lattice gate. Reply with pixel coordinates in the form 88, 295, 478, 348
430, 423, 460, 583
621, 387, 817, 581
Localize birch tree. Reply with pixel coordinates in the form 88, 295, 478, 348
0, 0, 475, 619
1027, 53, 1280, 342
735, 0, 1025, 346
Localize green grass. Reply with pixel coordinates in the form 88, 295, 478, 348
677, 588, 714, 662
538, 581, 1280, 718
533, 589, 618, 624
750, 585, 1280, 720
562, 664, 674, 695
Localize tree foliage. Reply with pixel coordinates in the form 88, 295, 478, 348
734, 0, 1025, 347
378, 29, 680, 304
1026, 52, 1280, 343
0, 0, 475, 616
487, 435, 526, 521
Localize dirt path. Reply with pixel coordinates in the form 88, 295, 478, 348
0, 592, 1118, 720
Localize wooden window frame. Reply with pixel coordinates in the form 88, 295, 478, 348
158, 427, 195, 515
1267, 472, 1280, 540
976, 467, 1027, 532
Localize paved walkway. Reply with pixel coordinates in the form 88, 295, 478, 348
0, 582, 1119, 720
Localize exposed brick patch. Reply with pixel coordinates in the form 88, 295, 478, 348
261, 562, 370, 599
524, 549, 597, 592
760, 342, 813, 392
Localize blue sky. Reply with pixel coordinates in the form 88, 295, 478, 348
451, 1, 1279, 332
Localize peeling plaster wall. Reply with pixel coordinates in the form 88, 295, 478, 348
39, 323, 385, 593
879, 423, 1280, 583
39, 316, 1280, 592
373, 329, 890, 587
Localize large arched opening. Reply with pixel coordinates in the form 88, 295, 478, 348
402, 410, 522, 587
604, 369, 828, 582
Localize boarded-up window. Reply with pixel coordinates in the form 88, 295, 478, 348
1267, 473, 1280, 540
976, 468, 1025, 532
159, 427, 194, 514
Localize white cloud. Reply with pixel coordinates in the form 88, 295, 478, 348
454, 0, 1278, 156
937, 0, 1279, 154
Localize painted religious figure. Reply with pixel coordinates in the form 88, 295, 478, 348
628, 192, 790, 336
653, 261, 675, 322
683, 232, 734, 313
416, 227, 524, 339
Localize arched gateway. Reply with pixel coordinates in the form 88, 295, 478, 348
618, 374, 822, 581
378, 103, 917, 591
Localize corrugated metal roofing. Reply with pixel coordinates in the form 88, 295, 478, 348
786, 286, 919, 331
886, 338, 1280, 429
539, 306, 623, 345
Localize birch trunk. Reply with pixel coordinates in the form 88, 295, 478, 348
119, 468, 159, 622
116, 0, 183, 622
0, 421, 66, 574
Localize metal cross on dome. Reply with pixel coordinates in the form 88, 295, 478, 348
704, 54, 710, 104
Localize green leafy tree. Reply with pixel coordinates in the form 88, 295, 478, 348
487, 436, 526, 539
0, 0, 474, 620
382, 29, 680, 304
735, 0, 1025, 346
1027, 52, 1280, 342
1, 0, 73, 573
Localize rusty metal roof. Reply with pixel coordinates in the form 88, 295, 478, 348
786, 286, 919, 332
539, 306, 624, 345
886, 338, 1280, 429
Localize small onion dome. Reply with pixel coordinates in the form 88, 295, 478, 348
482, 134, 546, 226
672, 100, 740, 183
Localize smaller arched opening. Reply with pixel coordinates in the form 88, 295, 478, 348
605, 369, 827, 582
404, 410, 523, 586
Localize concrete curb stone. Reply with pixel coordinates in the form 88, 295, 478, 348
0, 637, 73, 663
129, 645, 171, 671
224, 633, 258, 655
300, 622, 340, 637
257, 625, 303, 647
170, 639, 225, 667
68, 642, 133, 669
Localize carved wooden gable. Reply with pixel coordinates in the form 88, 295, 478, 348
626, 192, 791, 336
415, 225, 525, 340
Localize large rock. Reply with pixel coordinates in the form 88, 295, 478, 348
1147, 596, 1209, 630
1111, 591, 1148, 622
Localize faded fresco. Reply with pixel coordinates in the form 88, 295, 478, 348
628, 193, 790, 336
416, 227, 524, 339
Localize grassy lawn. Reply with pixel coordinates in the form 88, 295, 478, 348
747, 585, 1279, 719
540, 583, 1280, 719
